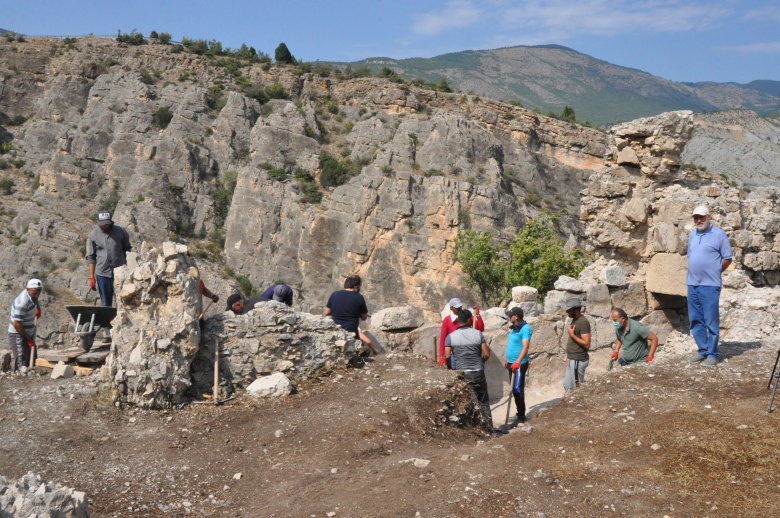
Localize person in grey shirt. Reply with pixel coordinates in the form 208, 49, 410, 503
444, 309, 493, 430
86, 210, 132, 307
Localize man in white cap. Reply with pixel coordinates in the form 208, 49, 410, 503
687, 205, 732, 367
7, 279, 42, 373
85, 210, 132, 308
438, 297, 484, 367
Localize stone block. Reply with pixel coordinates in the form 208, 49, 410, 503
370, 305, 424, 331
610, 282, 647, 318
512, 286, 538, 303
624, 197, 648, 224
617, 146, 640, 166
585, 284, 612, 318
645, 253, 687, 296
640, 310, 683, 345
723, 270, 750, 290
600, 265, 627, 287
246, 372, 293, 398
527, 315, 564, 355
506, 301, 540, 318
648, 292, 687, 310
553, 276, 584, 293
51, 363, 75, 380
408, 323, 440, 360
543, 290, 568, 315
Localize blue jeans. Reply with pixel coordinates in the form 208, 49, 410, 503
96, 275, 115, 307
687, 285, 721, 358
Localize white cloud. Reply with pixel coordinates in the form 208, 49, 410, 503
500, 0, 730, 36
412, 1, 732, 41
721, 41, 780, 53
411, 0, 485, 36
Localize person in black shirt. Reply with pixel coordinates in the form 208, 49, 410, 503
324, 275, 379, 354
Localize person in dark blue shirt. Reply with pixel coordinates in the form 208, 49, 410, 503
259, 284, 293, 306
324, 275, 379, 354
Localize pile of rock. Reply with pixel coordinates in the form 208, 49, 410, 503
0, 472, 88, 517
104, 242, 201, 409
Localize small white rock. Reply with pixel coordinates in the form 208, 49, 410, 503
233, 473, 242, 480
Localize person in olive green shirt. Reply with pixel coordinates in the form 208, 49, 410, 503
563, 297, 591, 393
611, 308, 659, 365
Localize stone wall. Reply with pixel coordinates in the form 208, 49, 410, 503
192, 302, 357, 394
105, 242, 201, 409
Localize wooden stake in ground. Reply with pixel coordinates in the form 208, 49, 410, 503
213, 338, 220, 403
29, 315, 39, 370
504, 370, 516, 426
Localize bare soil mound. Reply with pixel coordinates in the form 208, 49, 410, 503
2, 345, 779, 517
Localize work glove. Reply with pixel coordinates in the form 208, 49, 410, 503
211, 294, 220, 303
646, 355, 654, 363
611, 352, 619, 361
438, 357, 446, 366
511, 361, 520, 371
27, 340, 36, 349
35, 308, 41, 319
89, 277, 96, 290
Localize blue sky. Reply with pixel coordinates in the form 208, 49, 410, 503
2, 0, 779, 83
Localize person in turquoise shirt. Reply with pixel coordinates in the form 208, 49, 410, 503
504, 307, 531, 423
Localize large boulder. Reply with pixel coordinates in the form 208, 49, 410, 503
370, 306, 424, 331
246, 372, 294, 398
106, 242, 201, 409
193, 302, 357, 393
610, 282, 648, 318
645, 253, 688, 296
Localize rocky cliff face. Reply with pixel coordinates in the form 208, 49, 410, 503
0, 37, 606, 333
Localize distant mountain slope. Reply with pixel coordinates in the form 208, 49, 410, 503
682, 110, 780, 188
337, 45, 780, 125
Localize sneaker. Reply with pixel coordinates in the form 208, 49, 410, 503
702, 357, 718, 367
689, 354, 706, 363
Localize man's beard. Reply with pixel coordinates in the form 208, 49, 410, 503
696, 221, 710, 232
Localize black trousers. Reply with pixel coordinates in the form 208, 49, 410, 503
463, 370, 493, 429
506, 362, 529, 421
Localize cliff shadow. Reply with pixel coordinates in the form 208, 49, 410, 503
718, 340, 763, 360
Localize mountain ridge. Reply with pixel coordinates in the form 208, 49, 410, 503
334, 45, 780, 125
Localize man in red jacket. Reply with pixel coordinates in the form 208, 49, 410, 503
439, 297, 484, 367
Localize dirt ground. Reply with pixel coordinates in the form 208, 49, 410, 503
2, 342, 780, 518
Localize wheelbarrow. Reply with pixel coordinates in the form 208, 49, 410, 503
65, 305, 117, 352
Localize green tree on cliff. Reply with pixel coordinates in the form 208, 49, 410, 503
453, 211, 588, 305
274, 42, 295, 65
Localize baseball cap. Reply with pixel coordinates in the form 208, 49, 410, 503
505, 307, 524, 319
562, 297, 583, 310
692, 206, 709, 216
27, 278, 43, 289
272, 284, 292, 303
97, 210, 113, 224
225, 293, 242, 311
448, 297, 463, 309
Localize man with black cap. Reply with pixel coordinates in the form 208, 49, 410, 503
504, 307, 532, 423
225, 293, 266, 315
7, 279, 42, 373
563, 296, 591, 394
444, 309, 493, 431
258, 284, 294, 306
85, 210, 132, 307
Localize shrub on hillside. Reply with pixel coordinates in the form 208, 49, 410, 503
153, 106, 174, 129
116, 30, 146, 45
